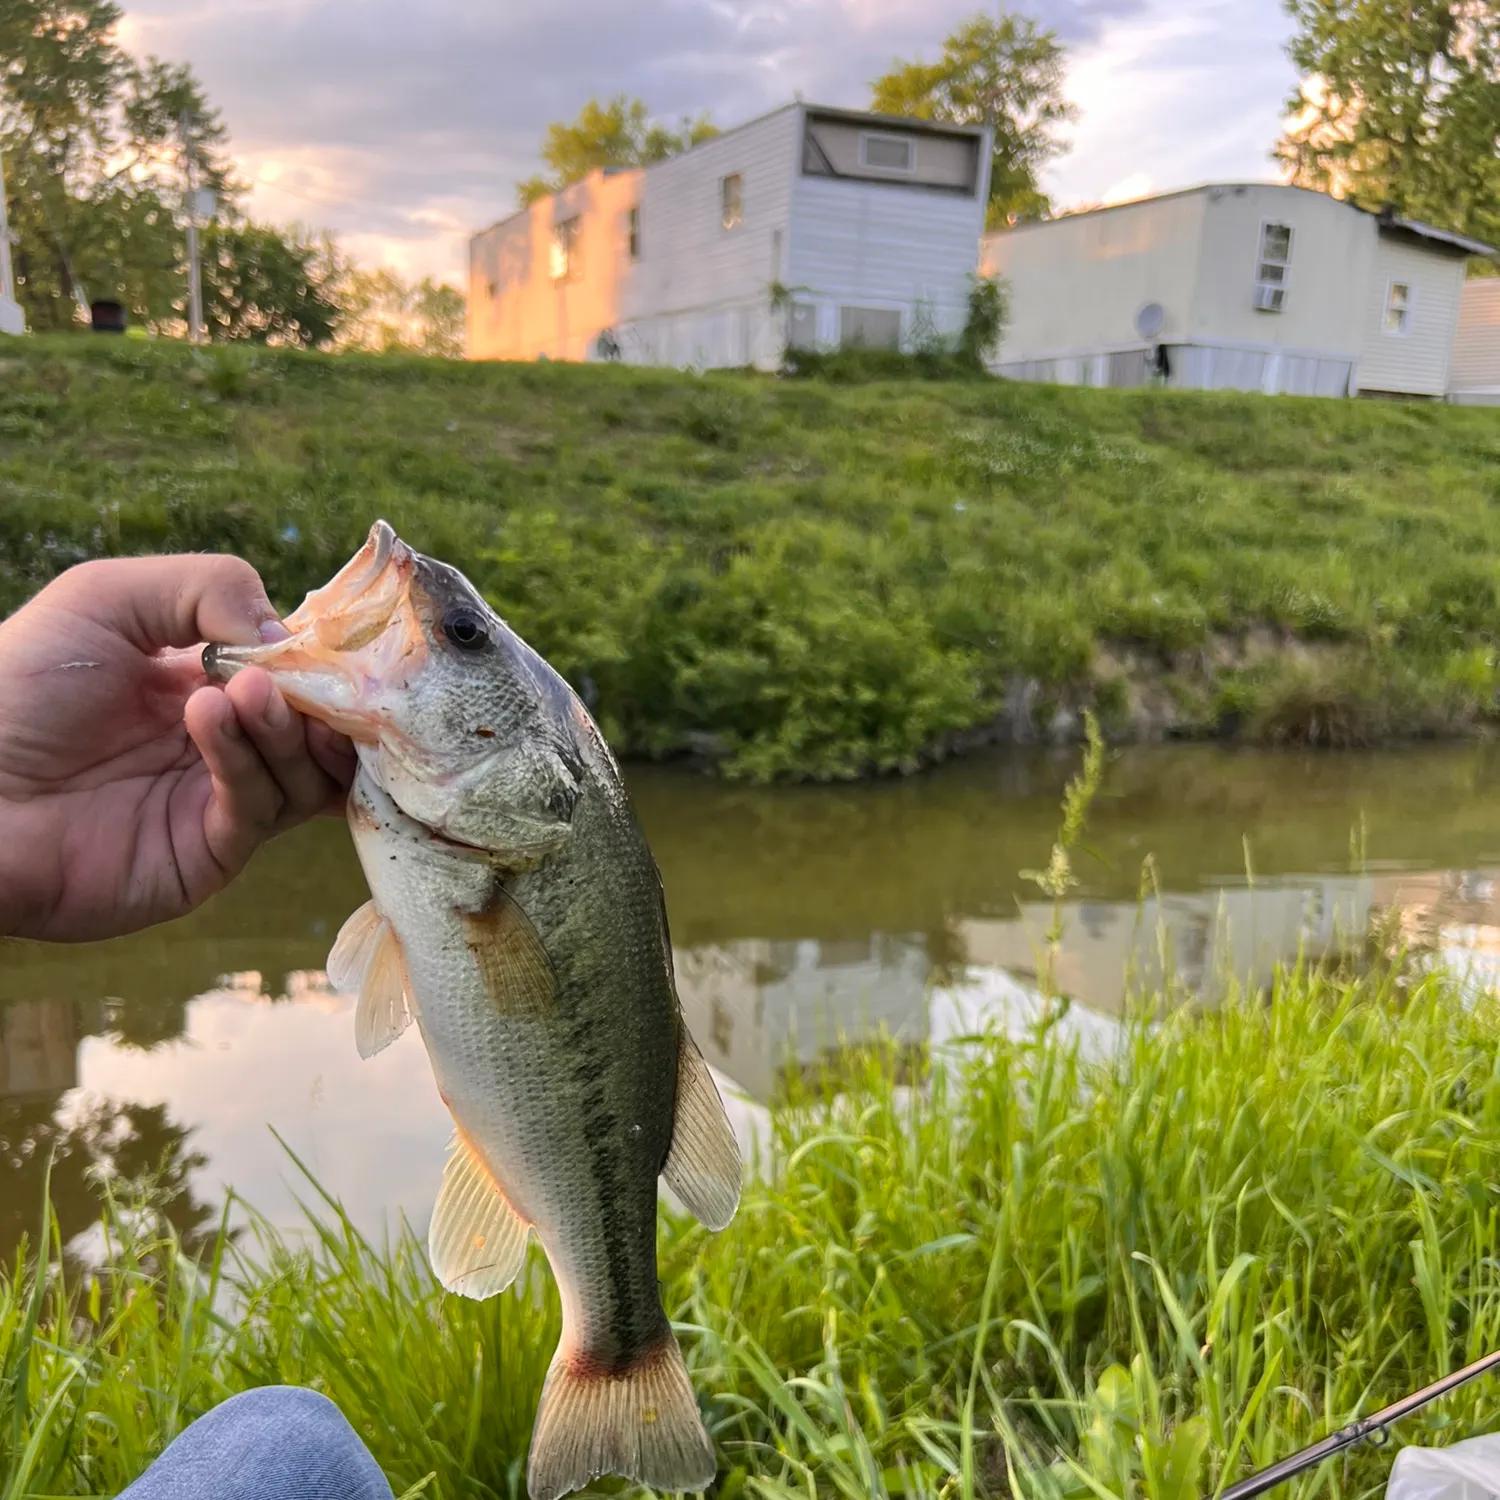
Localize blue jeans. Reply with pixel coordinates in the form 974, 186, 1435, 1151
119, 1386, 395, 1500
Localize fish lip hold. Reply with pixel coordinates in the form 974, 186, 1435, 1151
199, 519, 417, 734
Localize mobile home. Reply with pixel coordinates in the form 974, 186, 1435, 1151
1450, 277, 1500, 405
979, 183, 1494, 398
468, 104, 992, 370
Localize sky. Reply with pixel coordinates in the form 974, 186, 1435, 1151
116, 0, 1301, 288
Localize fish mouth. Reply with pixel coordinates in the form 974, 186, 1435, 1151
203, 519, 424, 741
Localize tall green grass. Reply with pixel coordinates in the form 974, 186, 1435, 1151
6, 957, 1500, 1498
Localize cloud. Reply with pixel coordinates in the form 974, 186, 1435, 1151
1101, 171, 1153, 206
118, 0, 1289, 282
1047, 0, 1297, 209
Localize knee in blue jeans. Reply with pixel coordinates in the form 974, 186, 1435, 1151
213, 1385, 351, 1442
119, 1384, 394, 1500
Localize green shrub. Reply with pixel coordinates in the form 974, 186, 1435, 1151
780, 346, 986, 383
957, 272, 1007, 369
1, 338, 1499, 779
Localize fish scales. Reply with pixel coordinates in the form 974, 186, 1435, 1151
203, 520, 741, 1500
353, 745, 677, 1366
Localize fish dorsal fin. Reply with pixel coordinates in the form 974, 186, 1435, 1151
661, 1024, 741, 1231
458, 886, 556, 1018
428, 1130, 531, 1300
327, 900, 413, 1059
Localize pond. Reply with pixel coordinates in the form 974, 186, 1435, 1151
6, 743, 1500, 1261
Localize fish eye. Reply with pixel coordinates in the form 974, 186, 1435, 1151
442, 607, 488, 652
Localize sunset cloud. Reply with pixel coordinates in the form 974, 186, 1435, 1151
118, 0, 1297, 283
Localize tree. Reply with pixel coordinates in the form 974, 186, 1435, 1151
0, 0, 237, 329
0, 0, 475, 344
1277, 0, 1500, 255
870, 12, 1076, 228
201, 222, 344, 347
337, 268, 467, 357
411, 278, 465, 357
516, 95, 718, 207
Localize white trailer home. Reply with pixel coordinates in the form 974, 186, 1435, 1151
979, 182, 1495, 398
467, 104, 992, 370
1450, 278, 1500, 405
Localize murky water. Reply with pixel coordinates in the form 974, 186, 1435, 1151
7, 743, 1500, 1260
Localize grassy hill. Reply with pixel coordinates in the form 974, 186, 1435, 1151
2, 336, 1498, 779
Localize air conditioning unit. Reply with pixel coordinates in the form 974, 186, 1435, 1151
1253, 284, 1285, 313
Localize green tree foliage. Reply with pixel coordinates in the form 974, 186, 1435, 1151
1278, 0, 1500, 257
0, 0, 397, 338
516, 95, 718, 207
958, 272, 1008, 366
410, 279, 466, 357
870, 11, 1076, 228
201, 223, 344, 347
0, 0, 235, 328
336, 268, 466, 357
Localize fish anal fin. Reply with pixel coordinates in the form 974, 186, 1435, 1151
458, 886, 556, 1018
327, 900, 413, 1060
662, 1024, 742, 1231
527, 1330, 717, 1500
428, 1130, 530, 1299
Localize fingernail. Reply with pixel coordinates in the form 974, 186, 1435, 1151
257, 617, 291, 644
263, 689, 290, 730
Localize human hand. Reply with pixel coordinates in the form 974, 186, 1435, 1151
0, 555, 356, 942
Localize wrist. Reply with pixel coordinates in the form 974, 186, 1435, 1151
0, 798, 61, 942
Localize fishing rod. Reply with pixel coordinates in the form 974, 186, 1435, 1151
1213, 1346, 1500, 1500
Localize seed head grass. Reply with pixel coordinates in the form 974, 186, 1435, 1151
5, 954, 1500, 1499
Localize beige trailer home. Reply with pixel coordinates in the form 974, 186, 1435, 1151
468, 103, 991, 370
1450, 278, 1500, 405
980, 182, 1494, 398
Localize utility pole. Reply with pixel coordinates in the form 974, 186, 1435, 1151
0, 152, 24, 335
0, 151, 13, 303
180, 113, 204, 344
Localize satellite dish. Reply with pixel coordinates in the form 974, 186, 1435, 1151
1135, 302, 1165, 340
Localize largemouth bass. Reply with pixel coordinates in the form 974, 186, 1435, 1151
204, 521, 740, 1500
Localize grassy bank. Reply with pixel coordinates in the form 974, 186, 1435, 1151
7, 961, 1500, 1498
2, 338, 1500, 778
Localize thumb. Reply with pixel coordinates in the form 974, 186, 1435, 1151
43, 554, 290, 653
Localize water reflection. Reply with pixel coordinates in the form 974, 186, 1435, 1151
674, 934, 933, 1100
671, 872, 1500, 1096
6, 744, 1500, 1253
0, 996, 219, 1262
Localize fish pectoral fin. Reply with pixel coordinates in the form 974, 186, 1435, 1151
428, 1130, 531, 1300
459, 885, 556, 1017
661, 1024, 742, 1231
327, 898, 383, 992
327, 900, 413, 1060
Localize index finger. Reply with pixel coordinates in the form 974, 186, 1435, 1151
45, 554, 289, 654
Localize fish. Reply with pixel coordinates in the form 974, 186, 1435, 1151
203, 521, 741, 1500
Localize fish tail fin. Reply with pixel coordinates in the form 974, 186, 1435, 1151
526, 1327, 717, 1500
